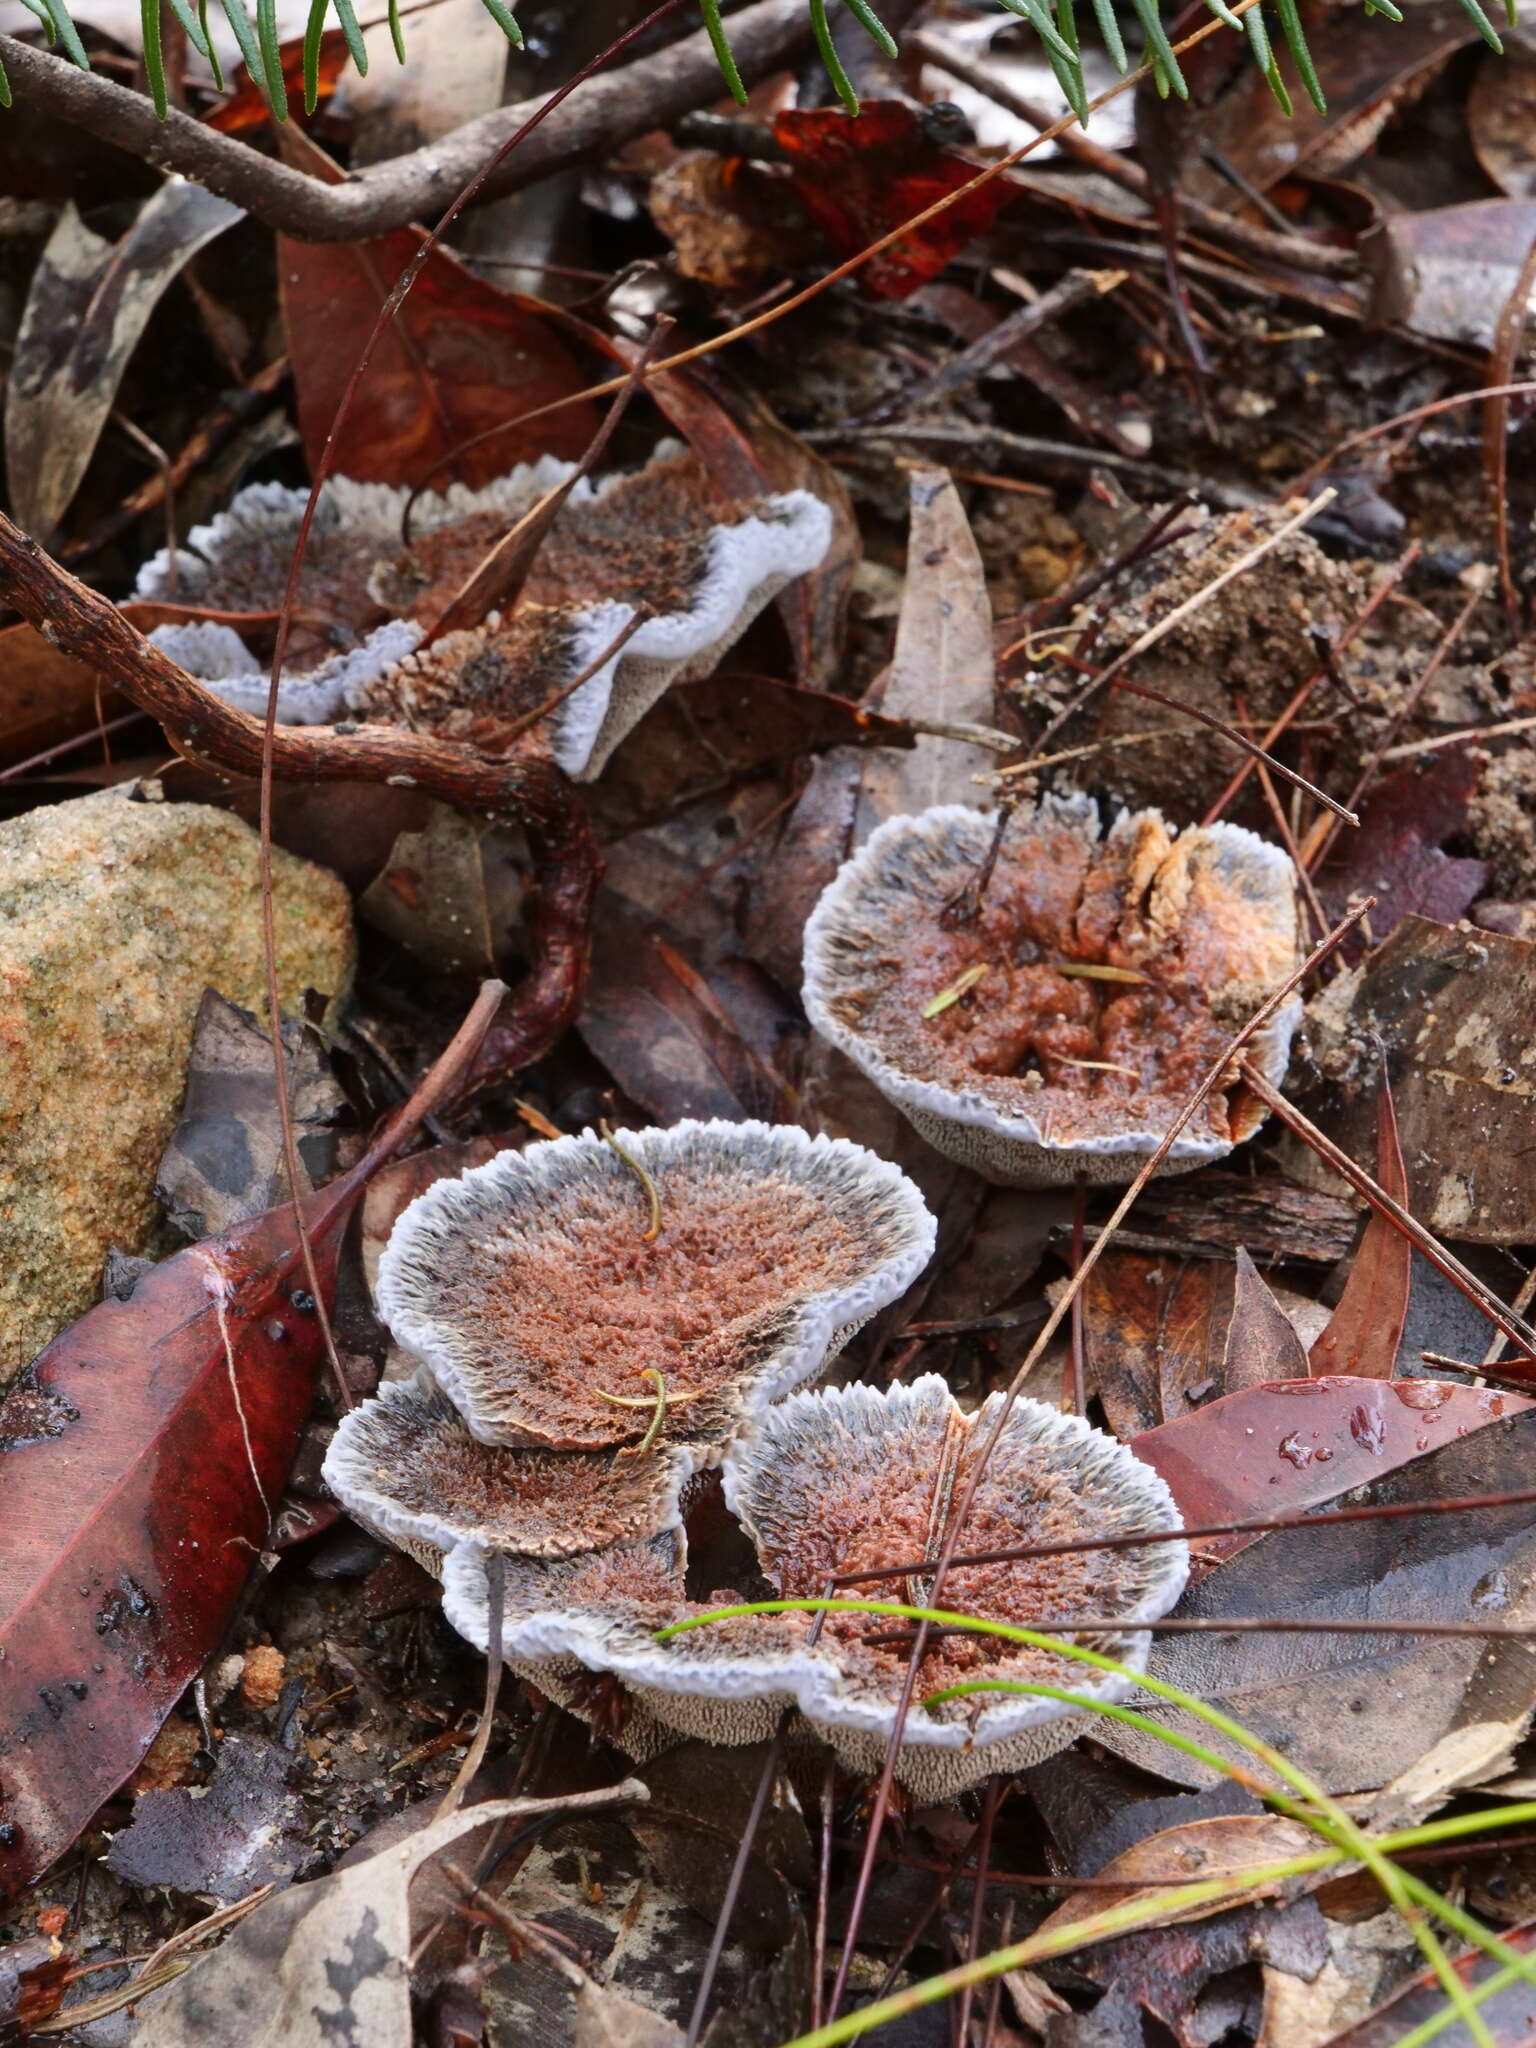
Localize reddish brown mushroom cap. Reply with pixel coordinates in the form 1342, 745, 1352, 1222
136, 445, 831, 779
802, 797, 1301, 1186
321, 1369, 690, 1572
375, 1119, 935, 1455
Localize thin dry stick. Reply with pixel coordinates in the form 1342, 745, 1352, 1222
1201, 544, 1418, 825
824, 902, 1371, 2024
1383, 711, 1536, 762
863, 1614, 1536, 1645
956, 1779, 1007, 2046
1293, 382, 1536, 497
833, 1480, 1536, 1587
1239, 1061, 1536, 1366
438, 1550, 506, 1818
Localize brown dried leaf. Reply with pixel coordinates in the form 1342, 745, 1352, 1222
1288, 915, 1536, 1245
1470, 36, 1536, 198
1084, 1251, 1232, 1438
1036, 1813, 1319, 1941
4, 184, 242, 541
1224, 1249, 1309, 1390
853, 467, 999, 836
1308, 1085, 1410, 1379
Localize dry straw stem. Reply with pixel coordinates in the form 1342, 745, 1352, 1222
1239, 1061, 1536, 1368
821, 899, 1370, 2022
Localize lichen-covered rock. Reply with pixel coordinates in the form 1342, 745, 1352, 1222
0, 786, 354, 1375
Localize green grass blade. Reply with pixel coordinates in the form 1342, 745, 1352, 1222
1451, 0, 1507, 48
809, 0, 861, 113
330, 0, 369, 73
254, 0, 289, 116
40, 0, 92, 71
698, 0, 746, 100
1088, 0, 1129, 71
198, 0, 224, 87
385, 0, 404, 58
1126, 0, 1187, 96
301, 0, 327, 113
1271, 0, 1329, 107
139, 0, 167, 115
216, 0, 271, 111
843, 0, 898, 58
475, 0, 525, 47
161, 0, 214, 63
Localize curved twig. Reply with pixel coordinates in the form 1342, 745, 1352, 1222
0, 0, 812, 244
0, 513, 598, 1101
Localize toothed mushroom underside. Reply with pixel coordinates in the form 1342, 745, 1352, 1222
432, 1376, 1187, 1800
135, 444, 832, 780
802, 796, 1302, 1187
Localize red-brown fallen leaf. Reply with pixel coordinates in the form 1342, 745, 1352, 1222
1222, 1248, 1308, 1390
0, 1168, 367, 1898
205, 28, 350, 133
1314, 748, 1489, 960
1131, 1375, 1533, 1572
279, 221, 597, 485
771, 103, 1016, 300
1308, 1083, 1410, 1379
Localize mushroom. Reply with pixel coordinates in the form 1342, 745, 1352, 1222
439, 1376, 1187, 1797
722, 1375, 1188, 1798
321, 1368, 691, 1574
802, 796, 1301, 1186
135, 443, 831, 780
375, 1119, 936, 1455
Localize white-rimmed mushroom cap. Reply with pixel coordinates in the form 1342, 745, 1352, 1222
135, 446, 832, 780
320, 1368, 691, 1574
802, 798, 1301, 1187
723, 1375, 1189, 1798
442, 1375, 1187, 1796
353, 487, 830, 779
375, 1119, 935, 1456
135, 464, 578, 723
443, 1531, 801, 1752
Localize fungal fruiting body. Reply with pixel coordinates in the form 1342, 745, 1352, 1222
135, 445, 831, 779
372, 1119, 936, 1454
441, 1376, 1188, 1798
802, 796, 1302, 1186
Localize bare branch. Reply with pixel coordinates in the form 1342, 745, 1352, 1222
0, 0, 811, 244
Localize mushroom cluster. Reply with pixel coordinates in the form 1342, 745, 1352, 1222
324, 1120, 1189, 1796
136, 442, 832, 779
803, 795, 1302, 1186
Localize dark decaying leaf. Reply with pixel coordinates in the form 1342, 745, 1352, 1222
155, 991, 347, 1242
587, 672, 909, 841
740, 751, 863, 995
1132, 1374, 1533, 1569
357, 803, 528, 978
105, 1735, 307, 1903
1162, 0, 1483, 207
1469, 35, 1536, 197
1307, 1085, 1410, 1380
578, 889, 799, 1124
484, 1789, 810, 2048
770, 103, 1017, 300
4, 182, 243, 541
574, 1985, 687, 2048
1085, 1252, 1232, 1440
1365, 198, 1536, 348
1286, 914, 1536, 1245
1223, 1250, 1309, 1390
0, 1155, 375, 1898
1315, 751, 1489, 955
0, 1934, 68, 2036
1109, 1404, 1536, 1794
1323, 1918, 1536, 2047
1046, 1897, 1329, 2048
279, 221, 597, 486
